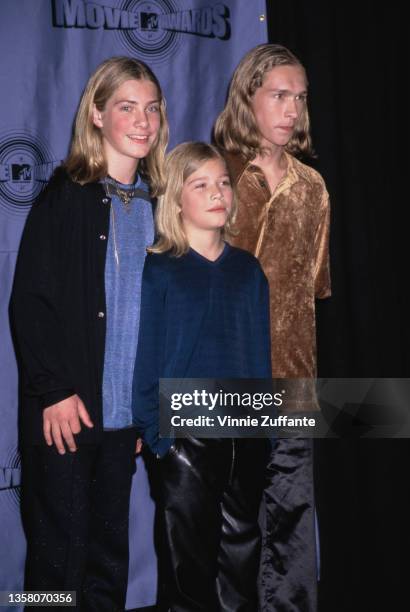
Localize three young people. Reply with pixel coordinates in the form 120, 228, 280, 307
12, 43, 330, 611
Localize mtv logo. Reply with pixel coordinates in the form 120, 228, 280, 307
11, 164, 32, 182
140, 12, 158, 30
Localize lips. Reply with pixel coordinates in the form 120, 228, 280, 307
207, 207, 227, 212
127, 135, 149, 142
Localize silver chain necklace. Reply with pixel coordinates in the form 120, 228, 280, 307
102, 176, 142, 267
104, 175, 138, 212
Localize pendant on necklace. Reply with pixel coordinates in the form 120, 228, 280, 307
104, 178, 136, 212
117, 188, 134, 211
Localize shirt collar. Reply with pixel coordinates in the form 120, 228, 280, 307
244, 151, 299, 188
226, 150, 299, 190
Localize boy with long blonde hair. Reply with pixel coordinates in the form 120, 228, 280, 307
215, 43, 331, 611
133, 141, 271, 610
12, 56, 168, 609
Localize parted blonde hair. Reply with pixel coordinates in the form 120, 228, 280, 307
64, 56, 168, 194
214, 44, 314, 159
149, 142, 237, 257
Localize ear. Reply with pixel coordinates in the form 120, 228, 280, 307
92, 104, 103, 128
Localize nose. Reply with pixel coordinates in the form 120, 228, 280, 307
285, 96, 298, 118
211, 186, 224, 200
133, 108, 149, 128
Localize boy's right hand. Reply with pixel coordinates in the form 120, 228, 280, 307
43, 394, 94, 454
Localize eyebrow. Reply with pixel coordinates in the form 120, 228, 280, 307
114, 98, 160, 106
187, 173, 230, 185
268, 88, 308, 95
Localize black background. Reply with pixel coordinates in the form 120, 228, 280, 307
266, 1, 409, 610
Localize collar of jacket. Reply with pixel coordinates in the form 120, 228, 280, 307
49, 166, 104, 195
50, 167, 156, 210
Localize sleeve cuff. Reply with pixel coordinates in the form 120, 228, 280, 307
155, 437, 175, 458
40, 389, 75, 410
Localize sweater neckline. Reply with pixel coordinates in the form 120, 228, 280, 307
188, 242, 230, 266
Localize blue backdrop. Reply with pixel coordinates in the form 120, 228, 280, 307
0, 1, 267, 609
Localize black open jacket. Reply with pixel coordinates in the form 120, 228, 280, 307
10, 167, 154, 446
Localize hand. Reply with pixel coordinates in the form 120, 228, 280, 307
43, 394, 94, 454
135, 438, 143, 454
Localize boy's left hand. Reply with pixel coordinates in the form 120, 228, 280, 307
135, 438, 143, 454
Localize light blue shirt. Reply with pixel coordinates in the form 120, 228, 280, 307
102, 175, 154, 429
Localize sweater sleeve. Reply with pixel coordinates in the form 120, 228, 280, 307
10, 180, 75, 408
250, 261, 275, 447
251, 263, 272, 378
132, 254, 173, 457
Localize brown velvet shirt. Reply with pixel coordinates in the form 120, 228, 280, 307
225, 152, 331, 407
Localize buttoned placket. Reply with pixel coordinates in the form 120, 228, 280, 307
97, 195, 111, 319
246, 155, 297, 259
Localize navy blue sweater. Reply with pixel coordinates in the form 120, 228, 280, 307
132, 243, 271, 456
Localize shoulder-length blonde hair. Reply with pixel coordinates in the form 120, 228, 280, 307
149, 142, 237, 257
214, 44, 314, 160
64, 56, 168, 194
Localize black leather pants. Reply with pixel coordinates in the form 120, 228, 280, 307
157, 437, 270, 612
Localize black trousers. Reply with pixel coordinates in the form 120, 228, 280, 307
157, 437, 270, 612
21, 428, 137, 612
259, 438, 317, 612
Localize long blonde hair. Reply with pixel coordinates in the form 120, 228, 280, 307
64, 56, 168, 194
214, 44, 314, 159
149, 142, 237, 257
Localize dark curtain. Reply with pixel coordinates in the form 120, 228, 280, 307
266, 2, 409, 610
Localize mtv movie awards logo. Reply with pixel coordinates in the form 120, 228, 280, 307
0, 446, 21, 508
52, 0, 231, 61
0, 131, 58, 215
